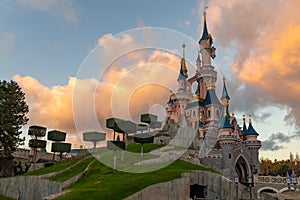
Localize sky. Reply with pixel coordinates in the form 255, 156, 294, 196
1, 0, 300, 160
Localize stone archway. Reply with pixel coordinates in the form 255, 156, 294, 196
235, 155, 251, 185
258, 186, 278, 194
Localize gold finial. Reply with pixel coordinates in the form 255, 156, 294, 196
230, 112, 235, 120
204, 6, 208, 20
223, 76, 226, 84
249, 115, 252, 124
243, 114, 245, 122
200, 112, 203, 120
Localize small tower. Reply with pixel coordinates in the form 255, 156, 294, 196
219, 77, 231, 126
244, 116, 262, 174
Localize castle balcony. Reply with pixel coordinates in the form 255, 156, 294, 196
243, 140, 262, 148
218, 134, 237, 140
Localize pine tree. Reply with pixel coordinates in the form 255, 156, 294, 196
0, 80, 29, 157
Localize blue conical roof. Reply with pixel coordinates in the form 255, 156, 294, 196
196, 53, 201, 63
246, 122, 258, 135
177, 69, 185, 81
205, 89, 221, 106
221, 81, 230, 100
199, 17, 209, 43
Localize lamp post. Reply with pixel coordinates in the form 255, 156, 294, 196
235, 173, 239, 199
248, 175, 253, 200
286, 171, 291, 191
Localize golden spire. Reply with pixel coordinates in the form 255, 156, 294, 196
181, 43, 188, 77
243, 114, 246, 122
249, 115, 252, 124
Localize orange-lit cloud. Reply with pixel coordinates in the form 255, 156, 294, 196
200, 0, 300, 128
15, 34, 181, 148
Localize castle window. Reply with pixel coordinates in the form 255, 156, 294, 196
208, 110, 211, 117
229, 154, 231, 159
193, 111, 195, 117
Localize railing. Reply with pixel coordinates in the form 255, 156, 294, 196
254, 175, 300, 185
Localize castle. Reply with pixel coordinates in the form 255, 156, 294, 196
163, 10, 262, 184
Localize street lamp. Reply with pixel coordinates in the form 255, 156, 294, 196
234, 173, 239, 199
248, 175, 253, 200
286, 171, 291, 191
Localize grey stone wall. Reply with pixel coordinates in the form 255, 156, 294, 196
125, 171, 248, 200
0, 176, 61, 200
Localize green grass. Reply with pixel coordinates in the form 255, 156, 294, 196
0, 195, 13, 200
58, 158, 217, 200
23, 156, 88, 176
125, 143, 166, 153
49, 157, 94, 182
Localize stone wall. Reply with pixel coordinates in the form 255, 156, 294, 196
125, 171, 249, 200
0, 176, 61, 200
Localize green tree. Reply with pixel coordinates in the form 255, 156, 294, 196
0, 80, 29, 157
277, 164, 292, 177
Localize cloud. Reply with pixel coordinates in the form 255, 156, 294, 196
15, 33, 181, 148
261, 132, 296, 151
199, 0, 300, 128
17, 0, 78, 24
0, 33, 16, 56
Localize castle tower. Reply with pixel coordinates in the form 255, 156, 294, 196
198, 9, 217, 90
244, 116, 262, 174
197, 9, 221, 125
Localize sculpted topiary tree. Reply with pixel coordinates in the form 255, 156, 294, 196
28, 125, 47, 162
83, 131, 106, 149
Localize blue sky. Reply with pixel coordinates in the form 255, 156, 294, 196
1, 0, 300, 160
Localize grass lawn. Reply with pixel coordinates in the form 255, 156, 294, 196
23, 156, 88, 176
125, 143, 166, 153
49, 157, 94, 182
58, 159, 216, 200
58, 147, 218, 200
0, 195, 13, 200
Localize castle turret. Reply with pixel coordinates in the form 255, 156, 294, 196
244, 116, 262, 174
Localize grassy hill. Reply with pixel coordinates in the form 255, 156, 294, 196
58, 144, 217, 199
1, 144, 218, 200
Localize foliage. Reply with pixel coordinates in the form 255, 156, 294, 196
277, 164, 292, 177
13, 161, 30, 175
0, 80, 29, 157
260, 156, 300, 176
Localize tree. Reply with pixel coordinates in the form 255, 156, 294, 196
0, 80, 29, 157
277, 164, 292, 177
